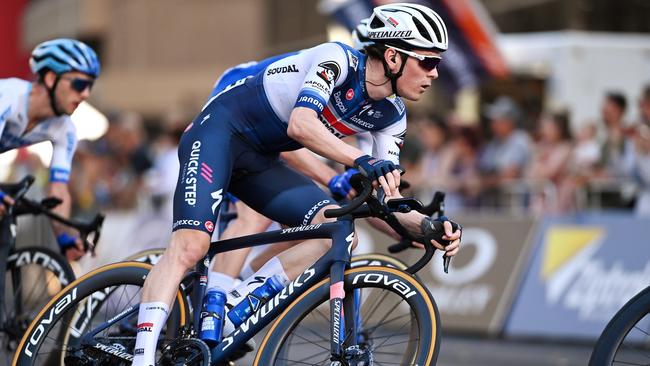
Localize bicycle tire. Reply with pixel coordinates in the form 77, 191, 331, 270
1, 247, 75, 364
12, 261, 189, 366
253, 266, 440, 365
589, 285, 650, 366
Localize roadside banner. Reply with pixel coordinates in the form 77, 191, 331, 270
357, 214, 536, 334
505, 212, 650, 339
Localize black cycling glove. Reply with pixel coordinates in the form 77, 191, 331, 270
353, 155, 399, 181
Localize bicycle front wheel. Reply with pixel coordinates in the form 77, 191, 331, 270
12, 261, 189, 366
2, 247, 75, 364
254, 266, 440, 365
589, 286, 650, 365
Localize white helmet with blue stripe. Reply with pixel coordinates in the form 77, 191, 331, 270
30, 38, 101, 78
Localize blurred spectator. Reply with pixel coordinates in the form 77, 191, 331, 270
144, 112, 187, 214
555, 122, 601, 212
624, 85, 650, 215
437, 126, 483, 211
478, 96, 532, 208
409, 113, 451, 190
525, 112, 573, 213
597, 91, 634, 178
571, 122, 601, 172
637, 84, 650, 127
70, 111, 152, 211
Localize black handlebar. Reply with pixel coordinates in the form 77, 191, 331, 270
386, 191, 448, 274
3, 175, 104, 255
323, 174, 373, 218
312, 173, 454, 274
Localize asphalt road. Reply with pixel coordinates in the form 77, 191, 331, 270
235, 334, 595, 365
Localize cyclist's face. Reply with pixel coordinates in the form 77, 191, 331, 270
397, 50, 440, 102
55, 71, 94, 115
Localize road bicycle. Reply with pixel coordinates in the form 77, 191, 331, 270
13, 175, 453, 365
0, 176, 103, 364
589, 285, 650, 365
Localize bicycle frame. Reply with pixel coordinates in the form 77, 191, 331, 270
74, 177, 440, 364
205, 217, 357, 363
78, 216, 359, 364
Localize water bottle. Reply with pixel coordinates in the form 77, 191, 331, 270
199, 287, 227, 346
227, 275, 285, 327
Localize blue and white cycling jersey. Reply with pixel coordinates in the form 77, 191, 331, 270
173, 42, 409, 233
209, 52, 298, 99
0, 78, 77, 182
206, 42, 406, 164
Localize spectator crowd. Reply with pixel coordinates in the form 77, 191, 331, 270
5, 84, 650, 218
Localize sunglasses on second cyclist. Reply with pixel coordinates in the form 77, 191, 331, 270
390, 46, 442, 72
61, 76, 95, 93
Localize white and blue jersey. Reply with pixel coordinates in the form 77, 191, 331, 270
206, 42, 406, 163
173, 42, 408, 234
0, 78, 77, 182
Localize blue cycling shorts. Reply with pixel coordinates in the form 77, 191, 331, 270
172, 101, 333, 234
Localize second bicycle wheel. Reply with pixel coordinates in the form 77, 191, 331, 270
589, 285, 650, 366
2, 247, 75, 365
12, 261, 189, 366
254, 266, 440, 365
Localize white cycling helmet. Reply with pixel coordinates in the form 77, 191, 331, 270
352, 18, 372, 50
365, 3, 448, 52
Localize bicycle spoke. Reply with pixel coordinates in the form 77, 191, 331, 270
360, 289, 389, 322
363, 312, 412, 333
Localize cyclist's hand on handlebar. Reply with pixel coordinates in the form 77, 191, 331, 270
57, 233, 86, 261
421, 217, 462, 257
328, 168, 359, 200
353, 155, 401, 196
0, 191, 15, 218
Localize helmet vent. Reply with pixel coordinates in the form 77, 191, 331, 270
370, 16, 385, 29
412, 17, 433, 43
59, 45, 82, 65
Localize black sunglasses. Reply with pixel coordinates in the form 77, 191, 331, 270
391, 46, 442, 72
61, 77, 95, 93
417, 56, 442, 71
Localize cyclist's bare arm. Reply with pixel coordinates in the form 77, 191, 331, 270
48, 182, 85, 261
287, 106, 399, 194
287, 108, 363, 168
280, 148, 337, 186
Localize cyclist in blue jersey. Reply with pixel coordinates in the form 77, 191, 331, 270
0, 38, 101, 261
205, 33, 373, 293
132, 4, 462, 365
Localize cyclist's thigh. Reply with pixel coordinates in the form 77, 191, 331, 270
172, 106, 235, 235
230, 156, 333, 227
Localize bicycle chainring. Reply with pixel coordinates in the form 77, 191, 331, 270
159, 338, 211, 366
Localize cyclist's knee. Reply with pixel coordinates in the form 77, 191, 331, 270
168, 229, 211, 269
310, 204, 339, 225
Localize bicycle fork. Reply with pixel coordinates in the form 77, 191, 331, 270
330, 261, 364, 365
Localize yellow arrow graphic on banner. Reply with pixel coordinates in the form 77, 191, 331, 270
541, 226, 604, 279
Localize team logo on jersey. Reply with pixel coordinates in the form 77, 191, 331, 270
266, 64, 299, 75
346, 88, 354, 100
316, 61, 341, 87
346, 50, 359, 71
205, 221, 215, 232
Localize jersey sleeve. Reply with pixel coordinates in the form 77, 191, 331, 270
294, 43, 349, 114
49, 118, 78, 182
370, 115, 406, 165
0, 87, 13, 138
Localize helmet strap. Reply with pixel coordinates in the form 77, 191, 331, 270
381, 53, 408, 97
46, 75, 64, 117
